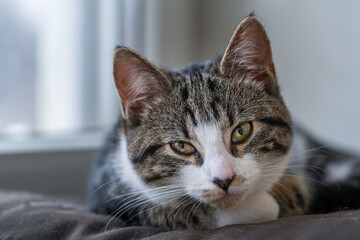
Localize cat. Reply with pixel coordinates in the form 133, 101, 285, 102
88, 15, 360, 230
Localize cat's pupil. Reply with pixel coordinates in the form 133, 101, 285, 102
237, 126, 244, 136
177, 142, 185, 151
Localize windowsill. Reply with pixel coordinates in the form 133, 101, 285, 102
0, 130, 107, 155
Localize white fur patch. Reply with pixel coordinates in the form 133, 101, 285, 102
326, 162, 353, 183
216, 191, 279, 227
288, 130, 308, 176
180, 164, 215, 200
113, 133, 184, 205
289, 130, 307, 162
194, 123, 234, 181
113, 133, 148, 194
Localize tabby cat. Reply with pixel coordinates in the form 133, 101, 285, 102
88, 15, 360, 230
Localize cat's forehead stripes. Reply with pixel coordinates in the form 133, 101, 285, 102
174, 69, 234, 129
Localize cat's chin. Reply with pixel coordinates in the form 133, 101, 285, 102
208, 193, 243, 209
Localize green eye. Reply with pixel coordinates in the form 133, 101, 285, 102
232, 122, 251, 143
171, 141, 195, 155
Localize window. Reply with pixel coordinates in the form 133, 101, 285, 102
0, 0, 129, 153
0, 0, 166, 153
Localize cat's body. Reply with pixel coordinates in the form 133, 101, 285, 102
88, 16, 360, 230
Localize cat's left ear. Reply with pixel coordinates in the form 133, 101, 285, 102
113, 47, 170, 120
220, 16, 276, 80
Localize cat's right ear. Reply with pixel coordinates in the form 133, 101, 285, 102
113, 47, 169, 120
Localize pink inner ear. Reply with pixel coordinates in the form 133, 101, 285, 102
243, 28, 272, 67
115, 62, 148, 114
113, 48, 167, 118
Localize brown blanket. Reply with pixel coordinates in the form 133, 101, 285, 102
1, 191, 359, 240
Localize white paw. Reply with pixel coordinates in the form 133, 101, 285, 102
216, 192, 279, 228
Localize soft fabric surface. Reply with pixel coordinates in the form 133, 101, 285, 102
1, 191, 360, 240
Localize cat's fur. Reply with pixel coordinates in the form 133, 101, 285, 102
88, 15, 360, 230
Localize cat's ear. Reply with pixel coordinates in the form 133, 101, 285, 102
220, 16, 275, 80
113, 46, 169, 120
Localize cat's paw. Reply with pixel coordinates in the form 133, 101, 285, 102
216, 191, 279, 228
270, 175, 309, 217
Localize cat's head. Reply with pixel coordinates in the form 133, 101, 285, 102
113, 16, 291, 209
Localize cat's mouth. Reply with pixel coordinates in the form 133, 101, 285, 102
203, 189, 243, 209
209, 193, 243, 209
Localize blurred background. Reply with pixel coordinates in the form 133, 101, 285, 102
0, 0, 359, 200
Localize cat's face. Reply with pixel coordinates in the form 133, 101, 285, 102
113, 16, 291, 209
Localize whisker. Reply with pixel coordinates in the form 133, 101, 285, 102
104, 191, 186, 231
173, 196, 195, 221
123, 194, 189, 228
261, 173, 328, 186
91, 175, 123, 195
111, 190, 186, 214
187, 200, 203, 224
258, 176, 291, 192
165, 196, 190, 223
105, 185, 185, 203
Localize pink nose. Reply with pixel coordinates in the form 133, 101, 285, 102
204, 149, 234, 186
212, 176, 234, 191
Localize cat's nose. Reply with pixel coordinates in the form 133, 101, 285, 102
212, 176, 234, 191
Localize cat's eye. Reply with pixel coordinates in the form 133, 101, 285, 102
231, 122, 251, 143
171, 141, 195, 155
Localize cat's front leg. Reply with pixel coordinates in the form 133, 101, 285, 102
215, 191, 279, 228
